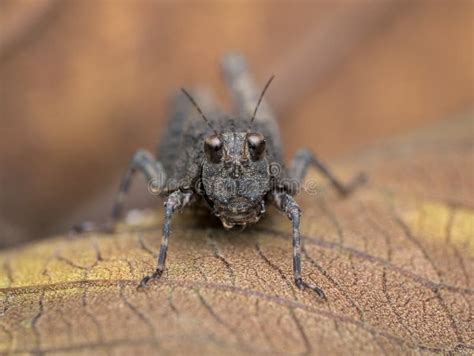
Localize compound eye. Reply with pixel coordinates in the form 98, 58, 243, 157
204, 134, 223, 163
247, 133, 266, 161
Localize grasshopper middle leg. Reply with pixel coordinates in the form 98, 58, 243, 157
112, 149, 166, 220
289, 148, 366, 196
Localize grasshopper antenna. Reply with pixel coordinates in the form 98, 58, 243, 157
181, 88, 217, 134
249, 75, 275, 129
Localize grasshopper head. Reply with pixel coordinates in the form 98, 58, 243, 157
201, 131, 270, 229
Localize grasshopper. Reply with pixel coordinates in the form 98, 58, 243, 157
112, 53, 364, 299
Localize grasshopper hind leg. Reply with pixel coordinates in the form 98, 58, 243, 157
221, 53, 278, 128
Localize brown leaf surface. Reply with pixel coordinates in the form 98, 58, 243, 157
0, 117, 473, 355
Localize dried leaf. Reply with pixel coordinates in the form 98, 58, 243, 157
0, 118, 472, 354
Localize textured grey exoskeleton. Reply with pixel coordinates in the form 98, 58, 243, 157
112, 53, 364, 299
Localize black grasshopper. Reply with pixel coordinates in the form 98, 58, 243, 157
112, 53, 364, 299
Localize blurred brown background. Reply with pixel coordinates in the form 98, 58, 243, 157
0, 0, 473, 248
